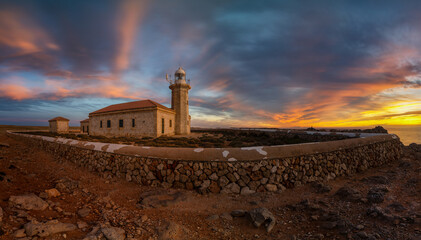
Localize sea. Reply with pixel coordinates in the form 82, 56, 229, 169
386, 125, 421, 145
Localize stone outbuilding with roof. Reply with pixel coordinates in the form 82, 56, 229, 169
86, 67, 191, 138
80, 119, 89, 133
48, 117, 69, 133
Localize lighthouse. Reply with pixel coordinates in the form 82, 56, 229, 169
168, 67, 191, 135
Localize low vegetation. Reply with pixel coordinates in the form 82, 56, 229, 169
18, 129, 355, 148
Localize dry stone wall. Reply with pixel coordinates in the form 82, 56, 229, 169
8, 131, 402, 194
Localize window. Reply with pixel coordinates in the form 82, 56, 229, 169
107, 120, 111, 128
100, 120, 102, 128
161, 118, 165, 133
83, 126, 85, 132
169, 120, 172, 127
87, 126, 89, 133
119, 119, 123, 128
132, 119, 135, 127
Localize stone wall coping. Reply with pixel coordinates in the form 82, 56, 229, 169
7, 130, 399, 162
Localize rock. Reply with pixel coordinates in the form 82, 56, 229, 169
101, 227, 125, 240
140, 215, 148, 222
312, 182, 332, 193
208, 181, 220, 193
9, 194, 49, 210
14, 229, 26, 238
247, 208, 276, 233
220, 212, 233, 221
356, 224, 365, 230
335, 187, 362, 202
265, 184, 277, 192
25, 220, 76, 237
77, 221, 88, 229
240, 187, 255, 195
231, 209, 247, 217
78, 207, 91, 218
367, 188, 385, 203
158, 221, 188, 240
0, 142, 10, 147
221, 183, 240, 194
45, 188, 61, 198
0, 206, 2, 223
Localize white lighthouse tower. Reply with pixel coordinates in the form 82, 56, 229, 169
167, 67, 191, 135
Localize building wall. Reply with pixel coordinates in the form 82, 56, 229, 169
80, 122, 89, 133
49, 121, 69, 133
89, 109, 160, 137
9, 131, 402, 194
156, 109, 176, 137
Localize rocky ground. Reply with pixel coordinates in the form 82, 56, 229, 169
0, 128, 420, 239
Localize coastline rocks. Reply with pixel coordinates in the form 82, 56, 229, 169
9, 194, 49, 210
24, 220, 76, 237
247, 208, 276, 232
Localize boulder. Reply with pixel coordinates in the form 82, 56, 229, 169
9, 194, 49, 210
101, 227, 126, 240
25, 220, 76, 237
247, 208, 276, 232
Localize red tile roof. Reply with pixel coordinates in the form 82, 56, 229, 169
80, 119, 89, 123
89, 100, 174, 115
48, 116, 69, 122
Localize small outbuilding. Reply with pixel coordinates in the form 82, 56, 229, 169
80, 119, 89, 134
48, 116, 69, 133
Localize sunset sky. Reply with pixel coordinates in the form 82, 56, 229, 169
0, 0, 420, 128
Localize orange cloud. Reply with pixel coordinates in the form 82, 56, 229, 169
0, 84, 34, 100
115, 0, 149, 72
0, 10, 59, 55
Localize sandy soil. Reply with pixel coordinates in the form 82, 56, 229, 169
0, 126, 420, 239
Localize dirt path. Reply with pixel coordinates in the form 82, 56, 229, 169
0, 128, 420, 239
